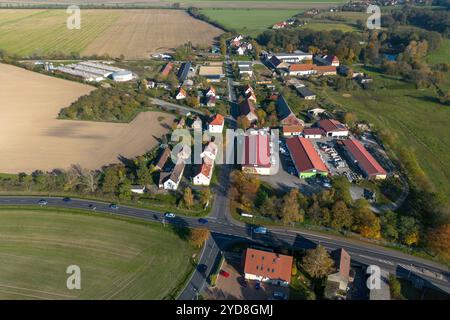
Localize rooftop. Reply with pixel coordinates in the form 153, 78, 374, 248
342, 139, 387, 176
318, 119, 348, 133
244, 248, 293, 284
286, 137, 328, 173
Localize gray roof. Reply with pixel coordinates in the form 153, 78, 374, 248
296, 86, 315, 97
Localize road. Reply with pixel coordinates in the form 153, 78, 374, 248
0, 195, 449, 297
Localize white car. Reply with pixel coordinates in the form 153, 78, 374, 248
164, 212, 176, 218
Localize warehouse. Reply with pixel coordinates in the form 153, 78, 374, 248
241, 130, 273, 175
318, 119, 349, 137
286, 137, 328, 178
111, 70, 133, 82
341, 139, 387, 180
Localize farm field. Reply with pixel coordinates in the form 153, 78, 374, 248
0, 9, 222, 59
301, 21, 358, 32
0, 63, 174, 173
321, 69, 450, 201
199, 8, 302, 35
0, 207, 195, 299
426, 38, 450, 65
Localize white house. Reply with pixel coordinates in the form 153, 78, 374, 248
205, 86, 216, 97
208, 114, 225, 133
193, 162, 214, 186
130, 185, 146, 194
159, 161, 185, 190
176, 88, 187, 100
201, 141, 218, 163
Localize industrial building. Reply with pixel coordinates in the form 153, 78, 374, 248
286, 137, 328, 178
341, 139, 387, 180
241, 129, 273, 175
54, 61, 132, 82
318, 119, 349, 137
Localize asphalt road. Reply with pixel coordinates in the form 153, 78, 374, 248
0, 196, 449, 297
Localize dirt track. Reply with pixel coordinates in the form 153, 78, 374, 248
0, 63, 174, 173
82, 9, 223, 59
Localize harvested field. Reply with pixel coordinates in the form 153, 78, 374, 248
82, 9, 223, 59
0, 9, 222, 59
0, 63, 174, 173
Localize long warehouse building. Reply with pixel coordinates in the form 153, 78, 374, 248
286, 137, 328, 178
341, 139, 387, 180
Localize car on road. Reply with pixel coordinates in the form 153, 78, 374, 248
62, 197, 71, 202
273, 291, 287, 300
198, 218, 208, 224
253, 226, 267, 234
88, 204, 97, 211
109, 203, 119, 210
197, 264, 207, 273
255, 282, 262, 290
219, 270, 230, 278
37, 199, 47, 206
164, 212, 176, 218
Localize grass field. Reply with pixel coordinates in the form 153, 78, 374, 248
0, 63, 174, 173
199, 8, 302, 35
301, 21, 357, 32
426, 38, 450, 65
0, 207, 196, 299
0, 9, 222, 58
321, 69, 450, 200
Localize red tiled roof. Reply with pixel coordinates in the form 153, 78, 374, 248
197, 162, 213, 178
286, 137, 328, 173
342, 139, 386, 177
161, 62, 173, 77
244, 248, 293, 284
331, 248, 351, 282
289, 64, 315, 72
283, 125, 304, 133
242, 134, 271, 168
318, 119, 347, 133
209, 114, 224, 126
177, 88, 187, 96
303, 128, 324, 136
314, 65, 337, 73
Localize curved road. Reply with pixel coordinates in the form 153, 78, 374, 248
0, 193, 448, 298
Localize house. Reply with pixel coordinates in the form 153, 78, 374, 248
296, 86, 316, 100
160, 62, 173, 78
176, 117, 186, 129
241, 130, 273, 175
238, 98, 258, 123
341, 139, 387, 180
158, 161, 185, 190
267, 55, 289, 70
193, 162, 214, 186
205, 86, 216, 97
243, 248, 293, 286
243, 84, 254, 96
155, 147, 171, 171
282, 125, 303, 137
146, 81, 155, 89
246, 90, 257, 103
236, 46, 246, 55
303, 128, 324, 139
276, 95, 304, 127
205, 95, 216, 107
327, 248, 352, 292
314, 54, 340, 67
286, 137, 328, 178
130, 185, 146, 194
318, 119, 349, 137
208, 114, 225, 133
288, 64, 317, 77
176, 88, 187, 100
177, 61, 191, 82
272, 21, 287, 29
201, 141, 218, 164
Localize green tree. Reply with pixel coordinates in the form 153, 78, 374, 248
331, 201, 353, 230
118, 178, 132, 200
183, 187, 195, 209
380, 210, 399, 241
199, 188, 212, 207
102, 167, 120, 194
398, 216, 420, 246
136, 160, 152, 186
280, 189, 303, 224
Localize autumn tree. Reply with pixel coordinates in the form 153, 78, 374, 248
259, 196, 280, 218
236, 115, 251, 130
280, 189, 303, 224
426, 224, 450, 260
102, 166, 120, 194
331, 201, 353, 230
189, 228, 210, 248
183, 187, 195, 209
398, 216, 420, 246
352, 200, 381, 239
302, 245, 334, 279
199, 188, 212, 207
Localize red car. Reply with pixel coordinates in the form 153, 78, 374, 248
219, 270, 230, 278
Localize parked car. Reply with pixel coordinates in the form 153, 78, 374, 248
37, 199, 47, 206
219, 270, 230, 278
109, 203, 119, 210
255, 282, 262, 290
164, 212, 176, 218
273, 291, 287, 300
198, 218, 208, 224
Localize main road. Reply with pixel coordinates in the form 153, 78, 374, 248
0, 196, 449, 297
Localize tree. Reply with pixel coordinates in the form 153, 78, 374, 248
331, 201, 353, 230
183, 187, 194, 209
189, 228, 210, 248
102, 167, 120, 194
136, 160, 152, 186
398, 216, 420, 246
118, 178, 132, 200
302, 245, 334, 279
259, 196, 280, 218
236, 115, 251, 130
389, 275, 403, 300
380, 210, 399, 241
280, 189, 303, 224
425, 224, 450, 260
353, 200, 381, 239
199, 188, 212, 207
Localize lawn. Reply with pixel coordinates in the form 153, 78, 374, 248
321, 69, 450, 201
199, 8, 302, 35
301, 21, 358, 32
0, 207, 196, 299
426, 38, 450, 65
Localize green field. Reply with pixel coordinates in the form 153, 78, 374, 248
0, 207, 196, 299
426, 38, 450, 65
199, 8, 302, 35
321, 69, 450, 200
0, 9, 120, 56
301, 21, 357, 32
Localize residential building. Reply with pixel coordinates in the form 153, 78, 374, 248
176, 88, 187, 100
288, 64, 317, 77
191, 117, 203, 130
276, 95, 304, 127
241, 130, 273, 175
158, 161, 185, 190
318, 119, 349, 137
286, 137, 328, 178
155, 147, 171, 171
205, 86, 216, 97
201, 141, 218, 164
206, 95, 216, 107
193, 162, 214, 186
341, 139, 387, 180
271, 51, 313, 63
272, 21, 287, 29
160, 62, 173, 78
314, 54, 340, 67
267, 56, 289, 69
327, 248, 352, 291
238, 98, 258, 123
314, 65, 337, 76
282, 125, 303, 137
243, 248, 293, 286
208, 114, 225, 133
